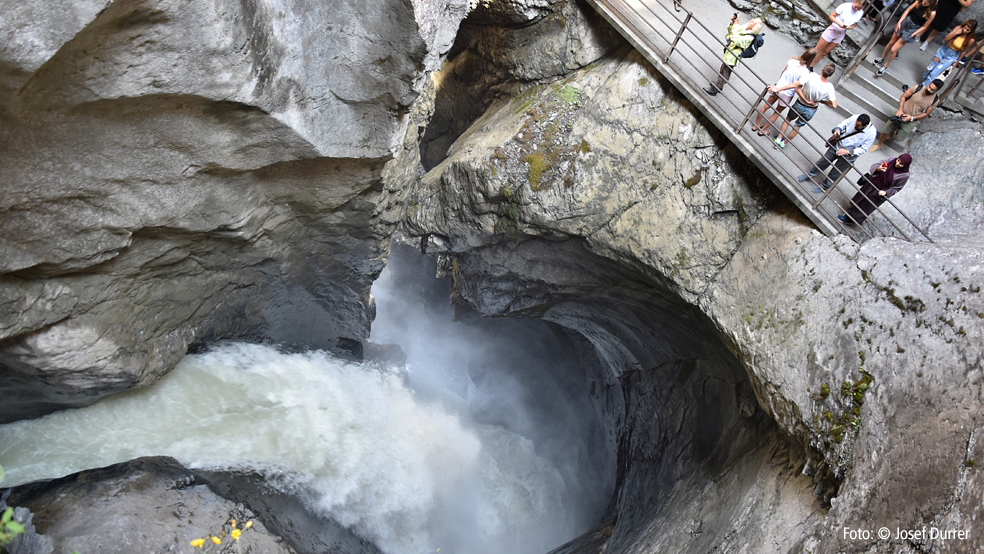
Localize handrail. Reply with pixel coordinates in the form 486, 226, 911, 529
837, 0, 909, 85
938, 40, 984, 107
589, 0, 932, 242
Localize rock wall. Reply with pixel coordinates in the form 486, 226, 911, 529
403, 2, 984, 550
0, 0, 462, 422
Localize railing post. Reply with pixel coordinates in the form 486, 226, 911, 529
664, 13, 692, 63
736, 86, 770, 133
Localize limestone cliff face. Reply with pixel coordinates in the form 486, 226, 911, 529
3, 0, 984, 553
403, 3, 984, 551
0, 0, 465, 422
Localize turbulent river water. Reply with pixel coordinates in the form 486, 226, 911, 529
0, 247, 610, 554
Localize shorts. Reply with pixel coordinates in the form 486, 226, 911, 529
788, 101, 818, 127
821, 24, 848, 44
897, 17, 922, 43
882, 117, 918, 141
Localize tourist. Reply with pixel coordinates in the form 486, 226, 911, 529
921, 20, 977, 85
869, 79, 942, 152
768, 64, 838, 150
919, 0, 974, 51
839, 154, 913, 225
874, 0, 938, 75
703, 14, 765, 96
752, 48, 818, 138
797, 113, 876, 192
808, 0, 866, 71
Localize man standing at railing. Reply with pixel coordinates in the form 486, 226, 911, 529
703, 14, 764, 96
796, 113, 876, 193
768, 64, 838, 150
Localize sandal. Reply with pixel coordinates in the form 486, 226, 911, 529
751, 123, 760, 133
757, 129, 768, 136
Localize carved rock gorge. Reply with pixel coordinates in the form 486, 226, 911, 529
1, 0, 983, 553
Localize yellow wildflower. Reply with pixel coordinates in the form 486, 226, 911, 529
245, 521, 253, 528
211, 536, 222, 545
190, 538, 205, 548
231, 529, 242, 541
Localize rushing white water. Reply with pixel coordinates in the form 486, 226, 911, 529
0, 342, 573, 554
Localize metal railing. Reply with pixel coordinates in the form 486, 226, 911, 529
587, 0, 932, 242
938, 40, 984, 109
837, 0, 910, 85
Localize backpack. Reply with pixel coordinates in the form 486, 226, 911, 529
726, 33, 764, 59
740, 34, 765, 58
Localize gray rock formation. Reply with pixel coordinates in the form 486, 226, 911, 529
3, 0, 984, 553
5, 456, 381, 554
0, 0, 464, 422
403, 10, 984, 551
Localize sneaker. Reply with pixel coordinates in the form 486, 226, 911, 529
919, 41, 929, 51
796, 174, 810, 182
703, 86, 718, 96
972, 68, 984, 75
874, 57, 884, 65
773, 137, 786, 150
837, 215, 855, 225
877, 66, 886, 76
811, 186, 824, 194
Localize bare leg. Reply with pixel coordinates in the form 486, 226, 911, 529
776, 119, 790, 140
767, 108, 784, 132
869, 132, 887, 152
883, 40, 904, 68
811, 39, 837, 68
879, 35, 900, 61
787, 127, 800, 141
754, 95, 779, 128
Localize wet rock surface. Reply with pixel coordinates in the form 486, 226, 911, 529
3, 0, 984, 553
6, 457, 303, 554
0, 0, 453, 422
402, 4, 984, 550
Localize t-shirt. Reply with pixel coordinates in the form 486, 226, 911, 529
777, 59, 810, 104
903, 86, 937, 116
797, 73, 837, 106
778, 59, 810, 87
833, 2, 865, 27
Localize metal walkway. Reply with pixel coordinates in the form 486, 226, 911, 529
585, 0, 933, 242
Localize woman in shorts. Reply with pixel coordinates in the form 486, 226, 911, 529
874, 0, 938, 75
753, 48, 817, 138
808, 1, 865, 70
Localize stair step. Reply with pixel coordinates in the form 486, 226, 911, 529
838, 87, 894, 121
857, 60, 910, 91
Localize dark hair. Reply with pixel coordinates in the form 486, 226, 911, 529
857, 114, 871, 126
931, 79, 945, 89
963, 19, 978, 35
821, 64, 836, 78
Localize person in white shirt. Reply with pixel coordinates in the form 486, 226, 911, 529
807, 0, 865, 70
797, 113, 876, 193
753, 47, 818, 137
768, 64, 839, 149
